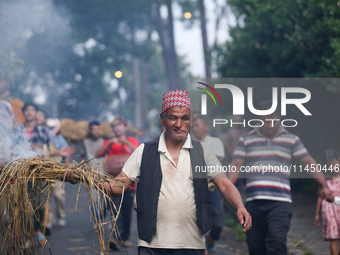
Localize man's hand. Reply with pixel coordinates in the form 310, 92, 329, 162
325, 192, 335, 203
110, 137, 119, 144
237, 207, 252, 233
320, 186, 332, 200
117, 135, 129, 144
59, 146, 76, 157
61, 171, 78, 185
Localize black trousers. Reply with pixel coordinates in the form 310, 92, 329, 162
112, 190, 135, 241
245, 200, 292, 255
138, 247, 205, 255
209, 189, 224, 241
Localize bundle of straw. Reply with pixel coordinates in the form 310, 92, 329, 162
74, 121, 89, 141
100, 121, 115, 139
0, 157, 127, 254
60, 119, 77, 141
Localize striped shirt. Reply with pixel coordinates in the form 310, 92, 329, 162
233, 126, 309, 203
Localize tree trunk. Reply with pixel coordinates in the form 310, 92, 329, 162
199, 0, 212, 78
154, 0, 180, 90
133, 57, 142, 128
141, 60, 149, 128
165, 0, 180, 89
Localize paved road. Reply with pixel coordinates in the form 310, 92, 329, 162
7, 183, 248, 255
4, 182, 324, 255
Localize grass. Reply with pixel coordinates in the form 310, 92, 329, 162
224, 213, 247, 242
292, 240, 314, 255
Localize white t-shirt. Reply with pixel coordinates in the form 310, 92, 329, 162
201, 134, 225, 159
122, 131, 224, 249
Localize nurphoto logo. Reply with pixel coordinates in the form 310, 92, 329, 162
193, 79, 313, 128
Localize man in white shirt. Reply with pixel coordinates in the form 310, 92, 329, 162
192, 116, 225, 254
66, 90, 251, 255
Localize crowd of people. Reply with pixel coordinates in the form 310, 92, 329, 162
1, 82, 340, 255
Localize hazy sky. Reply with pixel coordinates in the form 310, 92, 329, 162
173, 0, 235, 78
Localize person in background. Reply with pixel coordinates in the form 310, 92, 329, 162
154, 122, 166, 141
137, 127, 152, 143
80, 121, 105, 230
228, 100, 332, 255
223, 115, 248, 161
315, 149, 340, 255
36, 110, 71, 160
192, 116, 225, 255
95, 117, 139, 250
22, 102, 50, 247
36, 110, 74, 230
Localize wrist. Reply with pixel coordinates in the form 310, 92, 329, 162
321, 183, 328, 188
236, 205, 246, 211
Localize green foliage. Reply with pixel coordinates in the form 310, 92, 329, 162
218, 0, 340, 79
224, 213, 247, 242
0, 0, 192, 122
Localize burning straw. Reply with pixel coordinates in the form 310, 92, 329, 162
0, 157, 127, 254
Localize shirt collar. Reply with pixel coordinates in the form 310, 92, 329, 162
158, 131, 193, 153
254, 125, 288, 138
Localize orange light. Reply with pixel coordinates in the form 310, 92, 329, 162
184, 12, 192, 19
114, 71, 123, 78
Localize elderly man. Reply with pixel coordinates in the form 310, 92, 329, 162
67, 90, 251, 255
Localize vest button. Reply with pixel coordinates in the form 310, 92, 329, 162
154, 214, 156, 217
153, 227, 156, 230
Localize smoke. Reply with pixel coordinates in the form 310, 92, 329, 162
0, 106, 38, 163
0, 0, 70, 53
0, 0, 72, 106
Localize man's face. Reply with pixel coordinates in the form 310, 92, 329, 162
192, 118, 208, 141
161, 106, 191, 141
24, 106, 37, 122
259, 112, 281, 138
112, 122, 127, 137
36, 111, 46, 125
90, 125, 101, 139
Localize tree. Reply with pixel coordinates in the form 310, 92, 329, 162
217, 0, 340, 78
0, 0, 191, 128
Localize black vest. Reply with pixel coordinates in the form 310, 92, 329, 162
136, 140, 212, 243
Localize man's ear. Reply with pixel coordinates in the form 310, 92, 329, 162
160, 114, 164, 126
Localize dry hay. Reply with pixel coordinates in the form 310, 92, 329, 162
100, 121, 115, 139
60, 119, 77, 141
0, 157, 128, 254
74, 121, 89, 140
60, 119, 89, 141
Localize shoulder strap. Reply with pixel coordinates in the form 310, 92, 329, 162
190, 140, 208, 178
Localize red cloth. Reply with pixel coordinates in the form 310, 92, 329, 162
102, 137, 139, 156
161, 90, 192, 114
102, 137, 139, 190
24, 129, 33, 140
